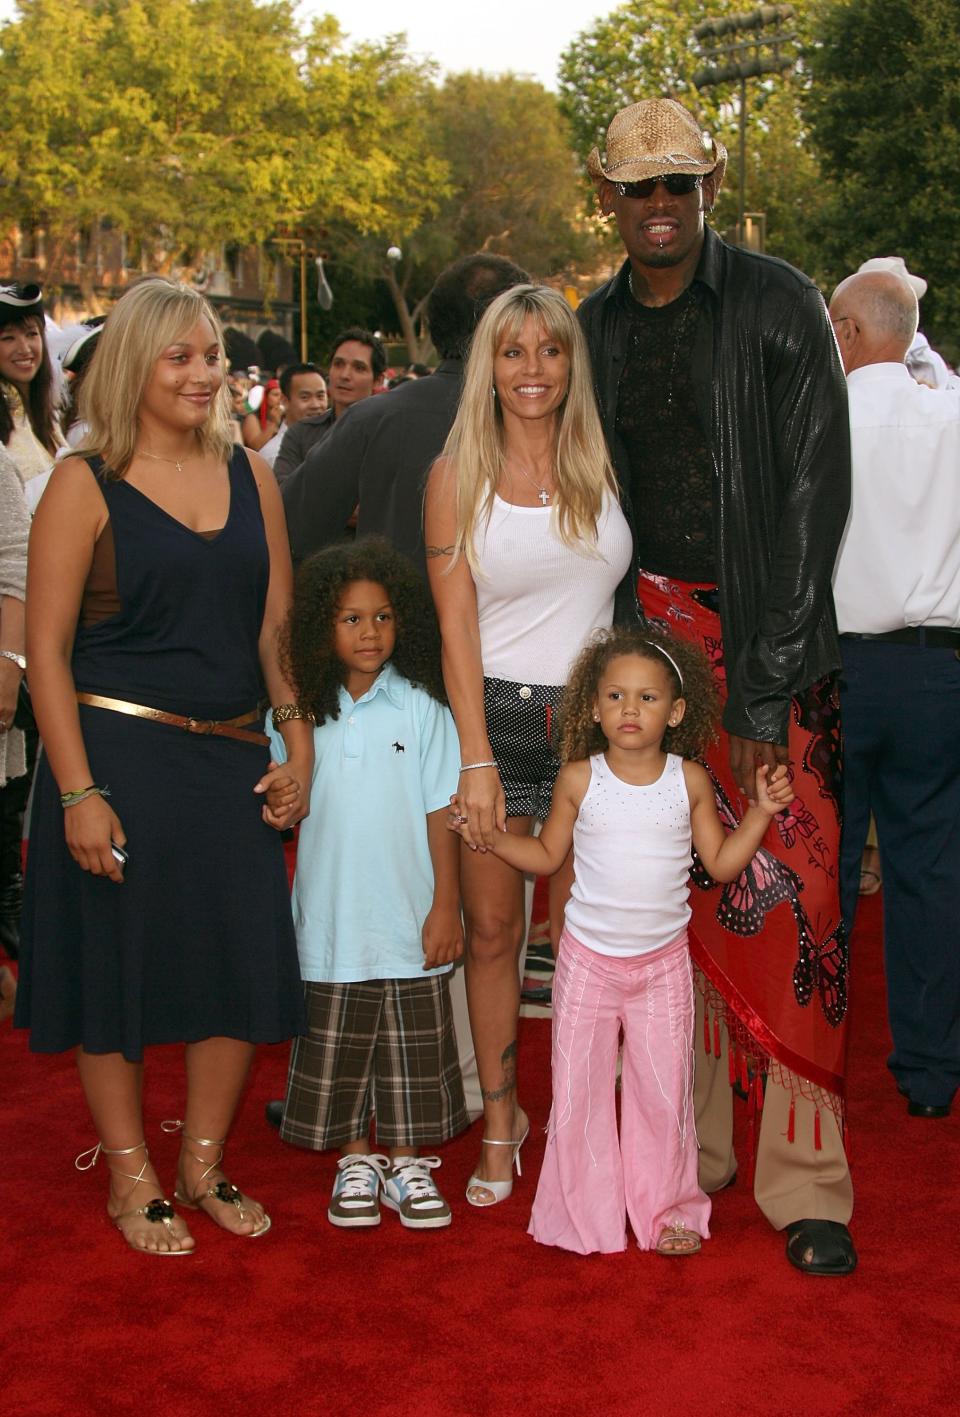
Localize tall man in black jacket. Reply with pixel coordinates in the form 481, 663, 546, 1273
579, 98, 855, 1274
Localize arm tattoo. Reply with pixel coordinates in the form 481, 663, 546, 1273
425, 544, 455, 558
481, 1039, 517, 1103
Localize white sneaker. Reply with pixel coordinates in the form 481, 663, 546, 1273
381, 1156, 452, 1229
327, 1154, 389, 1229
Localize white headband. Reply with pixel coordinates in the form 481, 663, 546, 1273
645, 640, 684, 692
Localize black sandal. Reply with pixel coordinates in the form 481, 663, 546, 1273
785, 1218, 857, 1275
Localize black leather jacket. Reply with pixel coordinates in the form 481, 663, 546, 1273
578, 227, 851, 744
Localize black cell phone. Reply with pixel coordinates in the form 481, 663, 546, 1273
111, 842, 128, 868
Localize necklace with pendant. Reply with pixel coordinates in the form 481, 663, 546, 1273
138, 448, 197, 475
512, 462, 553, 506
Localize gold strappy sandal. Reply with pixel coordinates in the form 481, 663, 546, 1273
75, 1140, 193, 1256
162, 1120, 271, 1238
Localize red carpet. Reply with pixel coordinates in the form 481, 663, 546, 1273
4, 891, 958, 1417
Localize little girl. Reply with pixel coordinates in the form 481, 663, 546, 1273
451, 625, 794, 1256
266, 539, 468, 1230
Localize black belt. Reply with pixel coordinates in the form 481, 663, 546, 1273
840, 628, 960, 649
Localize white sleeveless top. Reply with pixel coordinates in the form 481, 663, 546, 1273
564, 752, 693, 958
472, 493, 632, 685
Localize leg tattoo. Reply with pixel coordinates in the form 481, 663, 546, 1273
481, 1040, 517, 1103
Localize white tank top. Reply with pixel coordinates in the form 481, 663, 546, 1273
564, 752, 693, 958
472, 493, 633, 685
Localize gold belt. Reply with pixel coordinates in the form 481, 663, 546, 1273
76, 693, 269, 746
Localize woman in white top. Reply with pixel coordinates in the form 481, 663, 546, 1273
0, 284, 62, 482
424, 284, 633, 1207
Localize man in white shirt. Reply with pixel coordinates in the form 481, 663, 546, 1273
856, 256, 958, 390
259, 362, 329, 471
830, 270, 960, 1120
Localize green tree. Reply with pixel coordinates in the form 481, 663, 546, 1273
805, 0, 960, 359
0, 1, 448, 301
323, 71, 592, 360
557, 1, 829, 279
425, 73, 590, 278
0, 0, 308, 278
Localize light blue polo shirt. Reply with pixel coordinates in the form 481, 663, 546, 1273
268, 662, 461, 982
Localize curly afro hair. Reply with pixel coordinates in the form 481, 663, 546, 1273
282, 538, 447, 724
555, 624, 719, 764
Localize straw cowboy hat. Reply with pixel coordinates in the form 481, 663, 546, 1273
587, 98, 727, 189
856, 256, 927, 301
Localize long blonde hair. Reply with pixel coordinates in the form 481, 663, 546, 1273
76, 277, 234, 478
441, 284, 618, 572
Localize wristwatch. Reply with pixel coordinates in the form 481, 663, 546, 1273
0, 651, 25, 671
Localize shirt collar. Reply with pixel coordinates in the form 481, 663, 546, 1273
338, 660, 405, 713
846, 361, 913, 388
610, 223, 719, 310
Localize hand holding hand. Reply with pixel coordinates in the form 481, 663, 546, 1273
255, 758, 310, 830
456, 764, 505, 851
729, 735, 790, 805
262, 765, 298, 810
755, 762, 795, 816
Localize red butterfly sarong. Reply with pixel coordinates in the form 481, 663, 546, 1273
638, 572, 849, 1119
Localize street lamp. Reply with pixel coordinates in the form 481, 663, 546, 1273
692, 5, 797, 247
272, 236, 316, 361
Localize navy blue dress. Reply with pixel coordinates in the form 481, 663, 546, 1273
15, 447, 304, 1060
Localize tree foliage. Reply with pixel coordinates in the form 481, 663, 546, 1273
804, 0, 960, 358
0, 0, 446, 285
0, 3, 589, 360
321, 71, 592, 359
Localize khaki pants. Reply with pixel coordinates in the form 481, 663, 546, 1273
694, 993, 853, 1230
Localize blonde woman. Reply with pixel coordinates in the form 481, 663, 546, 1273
424, 284, 634, 1206
15, 278, 313, 1255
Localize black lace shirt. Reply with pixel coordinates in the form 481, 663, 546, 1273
615, 284, 717, 582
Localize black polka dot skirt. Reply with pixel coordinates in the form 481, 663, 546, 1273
483, 675, 563, 820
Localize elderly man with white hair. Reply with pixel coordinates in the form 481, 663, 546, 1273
856, 256, 958, 390
831, 269, 960, 1123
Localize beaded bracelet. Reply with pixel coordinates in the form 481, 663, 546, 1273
459, 761, 498, 772
60, 784, 111, 809
272, 703, 315, 730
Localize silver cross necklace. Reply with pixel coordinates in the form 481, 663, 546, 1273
511, 462, 553, 505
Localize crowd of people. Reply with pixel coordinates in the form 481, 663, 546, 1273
3, 96, 957, 1271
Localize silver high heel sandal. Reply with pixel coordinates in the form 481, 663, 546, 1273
465, 1127, 530, 1208
75, 1139, 192, 1255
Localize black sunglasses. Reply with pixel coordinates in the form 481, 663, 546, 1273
614, 174, 703, 199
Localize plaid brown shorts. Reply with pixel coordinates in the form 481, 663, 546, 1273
279, 974, 469, 1151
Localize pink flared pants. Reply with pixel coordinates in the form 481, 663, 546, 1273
529, 928, 711, 1255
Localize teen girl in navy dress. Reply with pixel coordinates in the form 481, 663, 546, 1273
16, 278, 312, 1255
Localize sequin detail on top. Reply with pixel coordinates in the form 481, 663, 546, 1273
563, 752, 693, 957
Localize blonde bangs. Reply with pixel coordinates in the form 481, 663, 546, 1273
76, 278, 234, 479
441, 285, 618, 574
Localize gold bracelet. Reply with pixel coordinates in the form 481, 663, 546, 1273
272, 703, 314, 730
